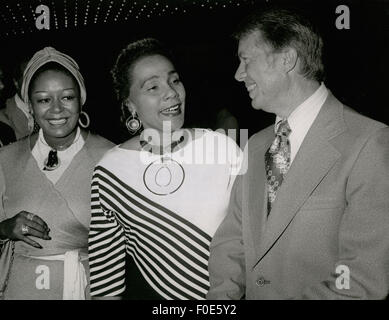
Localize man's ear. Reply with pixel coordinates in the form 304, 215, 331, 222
282, 47, 298, 74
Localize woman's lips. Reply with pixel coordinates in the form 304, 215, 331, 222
160, 103, 182, 116
47, 118, 67, 125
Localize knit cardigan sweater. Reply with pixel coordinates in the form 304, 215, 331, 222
0, 132, 114, 256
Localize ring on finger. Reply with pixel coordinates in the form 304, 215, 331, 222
21, 224, 29, 234
26, 213, 35, 221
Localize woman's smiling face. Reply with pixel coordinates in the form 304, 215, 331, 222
127, 54, 186, 133
30, 69, 80, 145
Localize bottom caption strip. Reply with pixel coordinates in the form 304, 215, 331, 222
152, 303, 238, 318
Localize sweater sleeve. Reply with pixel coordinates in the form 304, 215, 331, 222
88, 166, 127, 297
0, 162, 7, 223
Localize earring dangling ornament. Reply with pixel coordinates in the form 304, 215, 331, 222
126, 110, 142, 134
78, 111, 90, 128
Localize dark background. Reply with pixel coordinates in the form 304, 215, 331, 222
0, 0, 388, 144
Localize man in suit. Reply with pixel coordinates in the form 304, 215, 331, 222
207, 8, 389, 299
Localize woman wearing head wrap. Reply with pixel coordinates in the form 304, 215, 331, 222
0, 47, 114, 299
88, 38, 243, 299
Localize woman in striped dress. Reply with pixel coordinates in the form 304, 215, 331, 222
88, 38, 242, 299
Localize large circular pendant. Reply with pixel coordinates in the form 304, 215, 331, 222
143, 157, 185, 196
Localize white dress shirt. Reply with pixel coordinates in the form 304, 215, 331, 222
275, 83, 328, 164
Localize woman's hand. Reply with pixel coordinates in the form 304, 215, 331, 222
0, 211, 51, 248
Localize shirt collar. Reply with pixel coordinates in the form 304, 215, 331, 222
275, 82, 328, 133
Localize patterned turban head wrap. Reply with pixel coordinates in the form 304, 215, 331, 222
21, 47, 87, 106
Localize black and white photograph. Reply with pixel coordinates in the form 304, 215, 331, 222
0, 0, 388, 313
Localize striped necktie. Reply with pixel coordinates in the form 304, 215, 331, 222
265, 120, 291, 215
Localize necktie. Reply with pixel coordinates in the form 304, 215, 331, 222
43, 149, 59, 171
265, 120, 291, 215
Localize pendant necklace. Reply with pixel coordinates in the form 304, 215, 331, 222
140, 135, 186, 196
41, 129, 81, 171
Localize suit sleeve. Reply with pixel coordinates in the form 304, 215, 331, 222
207, 174, 246, 300
300, 126, 389, 299
88, 168, 127, 297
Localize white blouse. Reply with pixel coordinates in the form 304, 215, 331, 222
32, 127, 85, 184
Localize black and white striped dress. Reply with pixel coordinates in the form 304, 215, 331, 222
88, 130, 242, 299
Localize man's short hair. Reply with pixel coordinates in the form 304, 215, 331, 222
233, 7, 324, 82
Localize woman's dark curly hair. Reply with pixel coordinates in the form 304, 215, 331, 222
111, 38, 176, 124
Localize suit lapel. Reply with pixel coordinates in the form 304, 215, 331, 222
252, 93, 346, 267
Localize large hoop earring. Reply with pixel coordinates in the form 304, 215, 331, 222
78, 111, 90, 128
125, 110, 142, 134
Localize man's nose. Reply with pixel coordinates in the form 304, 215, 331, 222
234, 62, 246, 82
